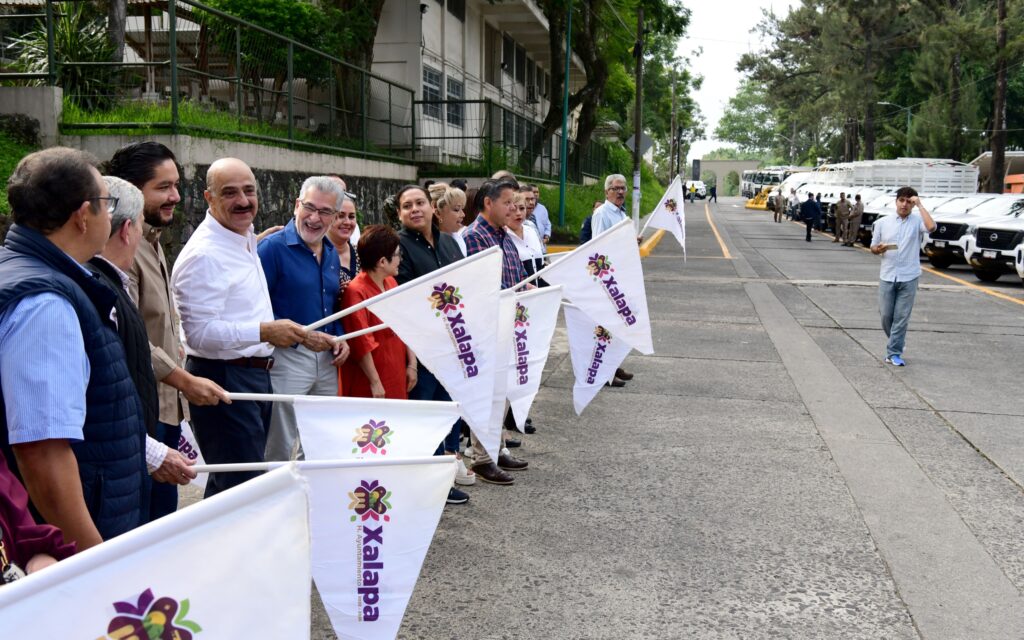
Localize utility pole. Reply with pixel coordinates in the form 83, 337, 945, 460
669, 68, 677, 181
557, 1, 573, 224
631, 6, 644, 232
990, 0, 1007, 193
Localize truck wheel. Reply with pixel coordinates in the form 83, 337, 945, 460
973, 268, 1001, 282
928, 255, 953, 269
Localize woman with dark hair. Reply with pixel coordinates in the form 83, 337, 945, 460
394, 184, 475, 501
339, 225, 416, 399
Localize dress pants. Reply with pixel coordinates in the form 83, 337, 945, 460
148, 421, 182, 520
266, 344, 337, 461
186, 357, 272, 497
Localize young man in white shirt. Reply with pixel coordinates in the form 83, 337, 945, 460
171, 158, 310, 496
870, 187, 936, 366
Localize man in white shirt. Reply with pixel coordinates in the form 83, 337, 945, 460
870, 187, 936, 366
591, 174, 629, 237
171, 158, 309, 496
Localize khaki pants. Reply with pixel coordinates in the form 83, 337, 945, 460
846, 214, 862, 244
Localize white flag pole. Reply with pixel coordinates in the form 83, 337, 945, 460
303, 245, 501, 331
332, 323, 388, 343
224, 391, 459, 411
193, 456, 455, 474
514, 218, 634, 290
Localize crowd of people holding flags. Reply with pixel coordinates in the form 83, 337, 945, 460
0, 141, 680, 637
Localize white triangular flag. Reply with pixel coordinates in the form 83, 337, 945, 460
646, 175, 686, 254
304, 457, 455, 640
294, 396, 459, 460
364, 247, 502, 457
481, 290, 517, 452
506, 286, 563, 430
535, 219, 653, 354
564, 304, 633, 414
0, 466, 311, 638
178, 419, 208, 490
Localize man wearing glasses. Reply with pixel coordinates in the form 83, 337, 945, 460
257, 176, 351, 461
591, 174, 630, 238
0, 147, 148, 549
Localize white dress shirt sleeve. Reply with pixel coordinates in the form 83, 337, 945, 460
145, 435, 169, 472
172, 251, 263, 354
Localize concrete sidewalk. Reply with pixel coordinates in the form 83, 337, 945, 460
379, 197, 1024, 638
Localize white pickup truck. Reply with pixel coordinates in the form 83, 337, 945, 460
963, 201, 1024, 282
920, 194, 1009, 268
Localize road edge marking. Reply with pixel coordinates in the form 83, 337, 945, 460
706, 202, 732, 259
639, 229, 665, 257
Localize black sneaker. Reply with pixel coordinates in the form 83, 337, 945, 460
524, 418, 536, 434
446, 487, 470, 504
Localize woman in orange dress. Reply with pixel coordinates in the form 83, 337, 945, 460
340, 225, 417, 399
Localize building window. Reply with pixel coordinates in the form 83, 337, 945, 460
423, 65, 442, 120
503, 35, 515, 78
446, 0, 465, 22
485, 24, 500, 86
515, 45, 526, 84
446, 77, 464, 127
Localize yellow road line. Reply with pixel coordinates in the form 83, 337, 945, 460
922, 266, 1024, 307
706, 203, 732, 259
639, 229, 665, 257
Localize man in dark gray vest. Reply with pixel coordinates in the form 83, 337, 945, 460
0, 148, 147, 549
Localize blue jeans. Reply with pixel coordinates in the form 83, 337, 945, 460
407, 364, 460, 455
879, 278, 918, 358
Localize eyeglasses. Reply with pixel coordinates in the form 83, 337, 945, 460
88, 196, 119, 214
608, 186, 627, 192
299, 201, 337, 217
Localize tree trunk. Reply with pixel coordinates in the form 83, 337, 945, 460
862, 35, 875, 160
990, 0, 1007, 193
949, 51, 964, 161
107, 0, 127, 63
327, 1, 386, 140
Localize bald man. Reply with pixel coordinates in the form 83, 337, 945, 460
171, 158, 308, 496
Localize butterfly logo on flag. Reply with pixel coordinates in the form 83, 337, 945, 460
105, 588, 202, 640
586, 254, 614, 279
514, 302, 530, 327
664, 198, 677, 212
349, 480, 393, 523
351, 419, 393, 455
594, 326, 612, 344
429, 283, 463, 315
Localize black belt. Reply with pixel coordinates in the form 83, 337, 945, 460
191, 355, 275, 371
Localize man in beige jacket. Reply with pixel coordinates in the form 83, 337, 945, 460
108, 142, 229, 519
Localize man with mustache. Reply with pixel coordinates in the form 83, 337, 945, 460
108, 142, 228, 519
258, 176, 350, 461
171, 158, 309, 496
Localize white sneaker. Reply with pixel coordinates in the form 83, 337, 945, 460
454, 454, 476, 486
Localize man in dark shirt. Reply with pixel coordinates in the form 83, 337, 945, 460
800, 193, 822, 242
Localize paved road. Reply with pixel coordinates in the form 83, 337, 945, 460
317, 196, 1024, 638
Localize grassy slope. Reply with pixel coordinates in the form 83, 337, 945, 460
0, 130, 38, 216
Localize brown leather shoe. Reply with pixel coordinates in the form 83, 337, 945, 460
615, 367, 634, 381
497, 452, 528, 471
605, 377, 626, 388
471, 462, 514, 485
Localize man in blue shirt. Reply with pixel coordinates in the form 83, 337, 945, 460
258, 176, 351, 461
0, 147, 147, 549
800, 192, 822, 242
870, 187, 936, 366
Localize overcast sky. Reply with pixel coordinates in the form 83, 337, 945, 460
675, 0, 798, 162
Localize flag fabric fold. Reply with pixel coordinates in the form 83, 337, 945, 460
478, 289, 517, 453
646, 175, 687, 254
564, 304, 634, 415
363, 247, 502, 451
293, 396, 460, 460
304, 457, 456, 640
0, 465, 312, 639
506, 286, 563, 430
534, 219, 654, 355
178, 419, 208, 490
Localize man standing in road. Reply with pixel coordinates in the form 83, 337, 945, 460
258, 176, 350, 461
773, 189, 787, 223
833, 192, 851, 243
108, 141, 229, 520
800, 192, 821, 242
846, 194, 864, 247
172, 158, 310, 496
708, 183, 717, 203
870, 187, 936, 366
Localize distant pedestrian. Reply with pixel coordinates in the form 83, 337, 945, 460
833, 192, 851, 243
787, 189, 798, 220
846, 194, 864, 246
688, 183, 696, 203
708, 184, 717, 202
870, 187, 936, 366
800, 192, 821, 242
773, 189, 786, 223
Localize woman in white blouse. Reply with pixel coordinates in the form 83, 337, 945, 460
507, 190, 546, 282
428, 182, 468, 257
